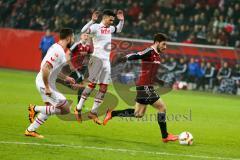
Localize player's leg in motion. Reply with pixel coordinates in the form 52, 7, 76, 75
77, 88, 84, 102
103, 86, 148, 124
74, 82, 96, 122
74, 56, 103, 122
25, 98, 70, 138
103, 103, 147, 125
152, 99, 178, 142
103, 97, 178, 142
88, 83, 108, 125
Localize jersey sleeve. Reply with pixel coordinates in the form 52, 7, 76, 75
88, 24, 98, 34
81, 20, 98, 34
45, 50, 63, 68
126, 48, 153, 60
70, 42, 79, 52
110, 26, 117, 34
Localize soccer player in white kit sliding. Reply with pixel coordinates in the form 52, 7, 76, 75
25, 28, 75, 138
74, 10, 124, 124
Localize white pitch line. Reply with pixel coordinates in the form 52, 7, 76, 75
0, 141, 239, 160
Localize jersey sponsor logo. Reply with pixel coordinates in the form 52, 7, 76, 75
101, 28, 110, 34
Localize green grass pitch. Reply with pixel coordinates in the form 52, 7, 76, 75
0, 68, 240, 160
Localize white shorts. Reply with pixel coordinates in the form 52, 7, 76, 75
88, 56, 111, 84
36, 74, 66, 107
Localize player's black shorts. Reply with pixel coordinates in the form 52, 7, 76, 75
70, 66, 87, 83
135, 86, 160, 105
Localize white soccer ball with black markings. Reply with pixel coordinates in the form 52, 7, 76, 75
179, 131, 193, 145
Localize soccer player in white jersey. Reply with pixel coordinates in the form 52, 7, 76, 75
74, 9, 124, 124
25, 28, 75, 138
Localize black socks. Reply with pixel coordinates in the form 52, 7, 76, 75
158, 112, 168, 138
111, 109, 168, 138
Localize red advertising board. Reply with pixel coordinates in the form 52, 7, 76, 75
0, 28, 239, 71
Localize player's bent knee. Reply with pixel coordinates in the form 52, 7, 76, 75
157, 107, 166, 113
154, 101, 167, 112
158, 106, 166, 112
88, 82, 96, 89
56, 100, 70, 115
99, 83, 108, 93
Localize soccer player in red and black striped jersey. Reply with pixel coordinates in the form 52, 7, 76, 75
70, 33, 92, 71
68, 33, 93, 102
103, 33, 179, 143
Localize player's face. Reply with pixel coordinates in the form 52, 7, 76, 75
81, 33, 89, 42
104, 16, 115, 27
46, 30, 50, 36
157, 41, 167, 53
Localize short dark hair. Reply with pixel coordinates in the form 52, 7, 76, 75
59, 28, 73, 39
154, 33, 168, 43
103, 9, 116, 17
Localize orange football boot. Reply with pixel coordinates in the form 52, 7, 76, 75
74, 108, 82, 123
24, 130, 44, 138
88, 112, 102, 125
103, 109, 112, 125
28, 104, 36, 123
162, 133, 179, 143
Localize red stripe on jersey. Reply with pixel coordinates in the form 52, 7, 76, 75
46, 61, 53, 68
136, 49, 161, 86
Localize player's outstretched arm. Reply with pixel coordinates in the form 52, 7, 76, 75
126, 48, 152, 60
81, 11, 99, 33
58, 72, 76, 85
113, 48, 152, 65
115, 10, 124, 33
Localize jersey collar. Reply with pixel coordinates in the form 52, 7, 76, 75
100, 22, 109, 28
79, 40, 87, 46
151, 46, 160, 55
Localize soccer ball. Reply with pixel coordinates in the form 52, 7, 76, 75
178, 81, 188, 90
179, 131, 193, 145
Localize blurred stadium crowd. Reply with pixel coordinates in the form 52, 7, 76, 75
120, 56, 240, 94
1, 0, 240, 94
1, 0, 240, 48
